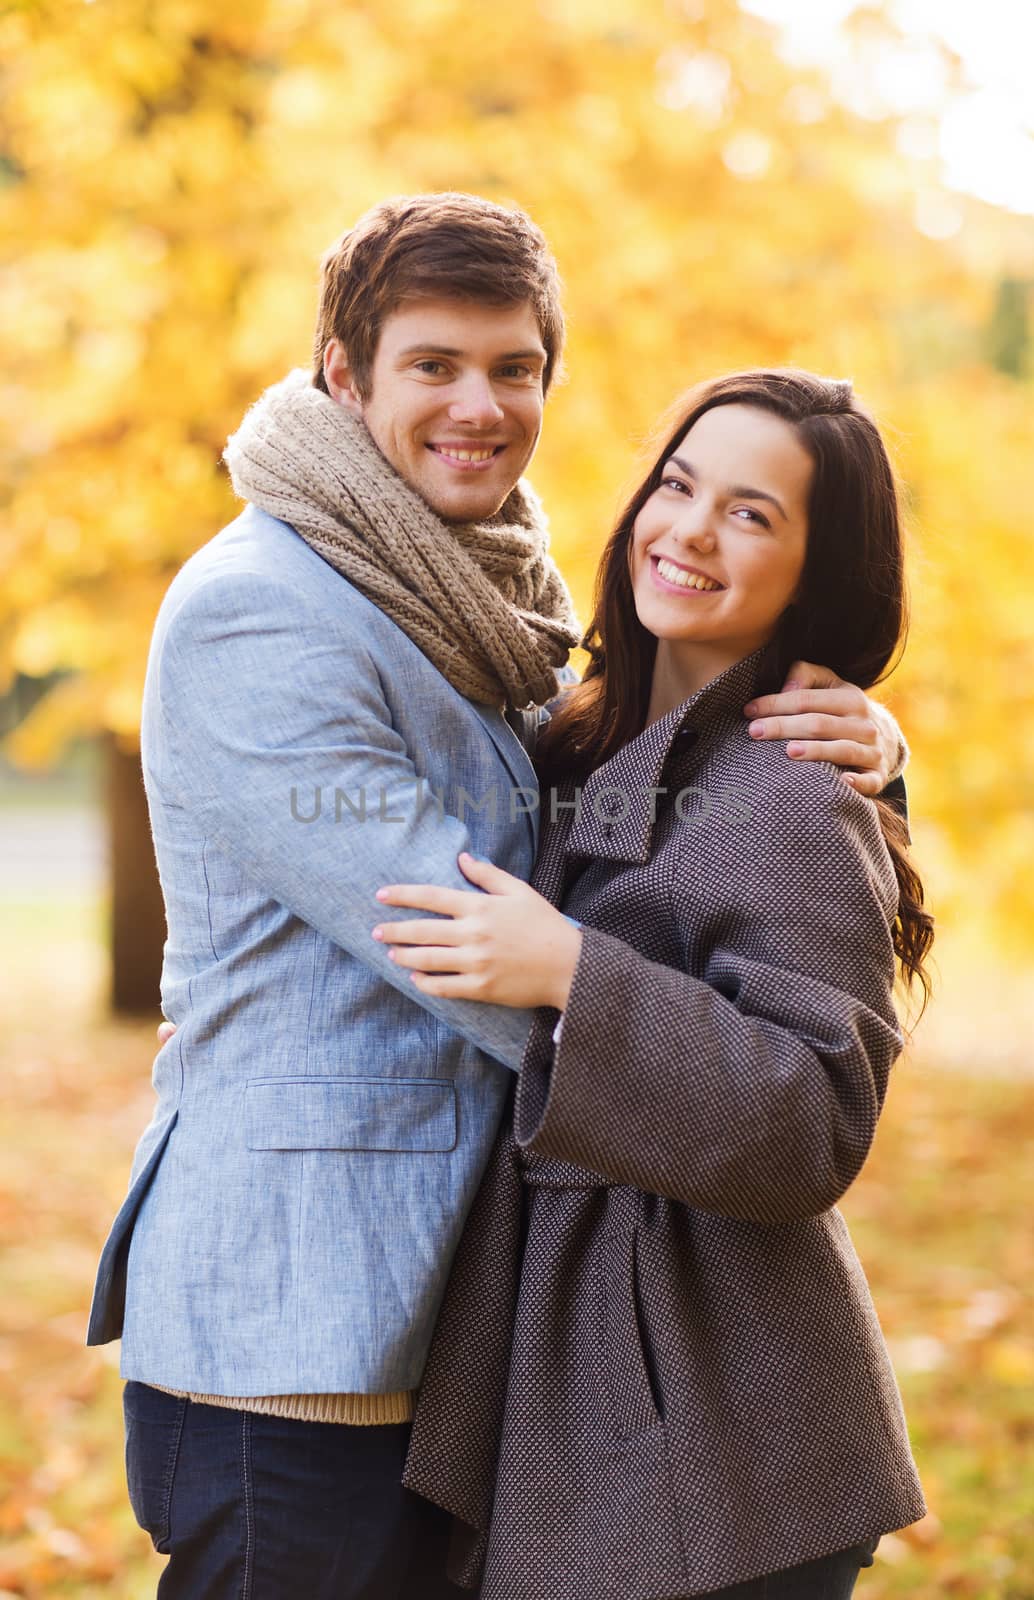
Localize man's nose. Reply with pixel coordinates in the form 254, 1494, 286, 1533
448, 373, 505, 428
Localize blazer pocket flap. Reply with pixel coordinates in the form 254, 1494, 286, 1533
245, 1076, 457, 1153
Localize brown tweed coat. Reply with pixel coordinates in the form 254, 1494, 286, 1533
403, 646, 925, 1600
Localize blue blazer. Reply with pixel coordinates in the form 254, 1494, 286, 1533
87, 505, 550, 1395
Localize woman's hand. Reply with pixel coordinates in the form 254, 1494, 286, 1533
373, 852, 582, 1012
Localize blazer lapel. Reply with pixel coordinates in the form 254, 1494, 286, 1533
468, 702, 541, 858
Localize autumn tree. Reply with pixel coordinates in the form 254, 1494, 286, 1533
2, 0, 1032, 1005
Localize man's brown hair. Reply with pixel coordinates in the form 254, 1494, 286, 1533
311, 192, 564, 399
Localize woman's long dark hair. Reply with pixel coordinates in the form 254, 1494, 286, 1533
538, 369, 933, 1015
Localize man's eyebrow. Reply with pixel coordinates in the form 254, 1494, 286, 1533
668, 455, 789, 522
397, 344, 547, 362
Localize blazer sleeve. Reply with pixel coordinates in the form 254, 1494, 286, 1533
156, 569, 534, 1071
513, 766, 904, 1222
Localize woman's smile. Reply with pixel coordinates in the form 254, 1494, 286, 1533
650, 554, 726, 594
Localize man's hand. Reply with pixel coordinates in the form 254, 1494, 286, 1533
743, 660, 906, 797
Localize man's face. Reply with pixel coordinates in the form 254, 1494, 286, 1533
326, 298, 548, 522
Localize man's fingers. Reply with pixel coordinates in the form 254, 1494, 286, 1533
744, 686, 865, 720
785, 739, 882, 770
157, 1021, 176, 1045
749, 714, 876, 746
781, 659, 844, 692
374, 918, 463, 947
841, 769, 884, 797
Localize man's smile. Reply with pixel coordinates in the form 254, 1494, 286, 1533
427, 443, 507, 471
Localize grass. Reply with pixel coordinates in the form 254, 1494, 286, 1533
0, 891, 1031, 1597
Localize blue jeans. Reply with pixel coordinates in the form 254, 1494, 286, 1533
123, 1382, 459, 1598
124, 1382, 878, 1599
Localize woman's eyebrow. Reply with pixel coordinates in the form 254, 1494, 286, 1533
669, 455, 789, 522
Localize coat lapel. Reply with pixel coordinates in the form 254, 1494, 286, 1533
565, 647, 775, 865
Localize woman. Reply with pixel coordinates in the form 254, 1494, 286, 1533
372, 370, 932, 1599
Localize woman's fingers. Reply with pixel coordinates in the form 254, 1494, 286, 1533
374, 917, 463, 946
375, 883, 471, 915
408, 971, 484, 999
457, 851, 519, 892
387, 944, 468, 973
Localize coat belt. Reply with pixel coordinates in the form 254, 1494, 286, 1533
519, 1154, 617, 1191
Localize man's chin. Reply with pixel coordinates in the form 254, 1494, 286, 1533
424, 480, 515, 523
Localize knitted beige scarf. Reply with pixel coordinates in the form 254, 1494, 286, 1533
224, 369, 581, 710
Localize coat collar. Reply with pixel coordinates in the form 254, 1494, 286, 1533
563, 644, 780, 865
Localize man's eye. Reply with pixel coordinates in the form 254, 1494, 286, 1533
497, 365, 531, 379
415, 360, 446, 375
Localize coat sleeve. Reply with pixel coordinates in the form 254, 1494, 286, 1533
513, 766, 904, 1223
156, 569, 534, 1071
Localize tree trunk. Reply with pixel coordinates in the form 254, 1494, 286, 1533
106, 735, 166, 1015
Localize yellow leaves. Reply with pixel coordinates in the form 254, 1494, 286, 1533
268, 66, 335, 128
5, 683, 93, 770
1, 0, 1032, 978
984, 1342, 1034, 1387
102, 681, 149, 740
11, 601, 100, 679
105, 24, 185, 104
230, 267, 313, 373
721, 129, 775, 179
75, 325, 145, 390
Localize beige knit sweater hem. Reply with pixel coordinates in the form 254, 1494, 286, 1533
149, 1384, 414, 1425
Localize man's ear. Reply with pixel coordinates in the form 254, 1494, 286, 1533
323, 339, 364, 416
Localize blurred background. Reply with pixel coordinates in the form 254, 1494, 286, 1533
1, 0, 1031, 1594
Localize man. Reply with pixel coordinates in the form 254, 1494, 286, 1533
88, 193, 906, 1598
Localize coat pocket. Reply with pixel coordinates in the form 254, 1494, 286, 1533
244, 1076, 457, 1153
602, 1221, 664, 1436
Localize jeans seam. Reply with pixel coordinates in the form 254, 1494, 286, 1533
156, 1393, 188, 1553
239, 1412, 254, 1600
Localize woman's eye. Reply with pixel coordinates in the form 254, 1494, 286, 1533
734, 507, 770, 528
661, 475, 691, 495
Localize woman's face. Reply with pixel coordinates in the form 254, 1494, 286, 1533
630, 403, 812, 671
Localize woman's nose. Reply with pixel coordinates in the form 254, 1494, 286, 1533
673, 499, 718, 550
